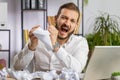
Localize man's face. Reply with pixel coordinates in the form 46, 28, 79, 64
56, 8, 78, 40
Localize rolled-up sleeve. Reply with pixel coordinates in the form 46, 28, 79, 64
13, 44, 34, 71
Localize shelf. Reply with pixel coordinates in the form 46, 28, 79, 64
0, 50, 10, 51
22, 9, 47, 11
0, 29, 11, 68
21, 0, 47, 48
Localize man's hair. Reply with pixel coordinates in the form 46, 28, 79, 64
56, 2, 80, 22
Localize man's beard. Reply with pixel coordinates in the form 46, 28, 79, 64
58, 31, 74, 40
55, 24, 74, 40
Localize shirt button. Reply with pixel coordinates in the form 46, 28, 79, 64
63, 45, 65, 48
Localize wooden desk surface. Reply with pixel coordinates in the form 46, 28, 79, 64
6, 78, 15, 80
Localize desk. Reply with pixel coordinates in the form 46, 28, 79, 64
6, 78, 15, 80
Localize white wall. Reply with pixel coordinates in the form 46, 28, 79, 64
14, 0, 22, 53
84, 0, 120, 35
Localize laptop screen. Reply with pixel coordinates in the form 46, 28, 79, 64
84, 46, 120, 80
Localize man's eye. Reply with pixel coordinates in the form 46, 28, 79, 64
71, 20, 76, 23
61, 16, 67, 19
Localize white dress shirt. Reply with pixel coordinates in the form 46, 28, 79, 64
13, 34, 89, 73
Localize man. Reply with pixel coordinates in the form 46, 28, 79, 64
14, 2, 89, 74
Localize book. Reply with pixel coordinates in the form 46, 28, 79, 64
23, 29, 29, 45
24, 0, 31, 9
38, 0, 44, 9
31, 0, 37, 9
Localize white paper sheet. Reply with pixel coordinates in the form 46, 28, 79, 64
33, 27, 53, 50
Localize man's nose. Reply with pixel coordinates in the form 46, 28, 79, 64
65, 20, 70, 26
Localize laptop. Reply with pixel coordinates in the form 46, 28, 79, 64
83, 46, 120, 80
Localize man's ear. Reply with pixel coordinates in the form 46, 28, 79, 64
73, 22, 79, 34
76, 22, 79, 26
76, 22, 79, 28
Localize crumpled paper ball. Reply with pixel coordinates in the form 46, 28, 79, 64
59, 68, 79, 80
7, 69, 32, 80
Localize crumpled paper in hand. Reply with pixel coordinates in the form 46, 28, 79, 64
33, 27, 53, 50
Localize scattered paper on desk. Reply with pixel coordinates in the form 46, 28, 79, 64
7, 69, 32, 80
33, 27, 53, 50
1, 68, 80, 80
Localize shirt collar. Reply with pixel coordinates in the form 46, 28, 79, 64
62, 34, 74, 47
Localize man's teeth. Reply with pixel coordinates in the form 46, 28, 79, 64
61, 28, 68, 32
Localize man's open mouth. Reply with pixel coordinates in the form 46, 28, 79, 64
61, 26, 69, 32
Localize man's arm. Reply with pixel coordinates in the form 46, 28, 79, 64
13, 26, 39, 71
13, 43, 34, 71
55, 37, 89, 73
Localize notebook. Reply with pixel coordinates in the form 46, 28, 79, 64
83, 46, 120, 80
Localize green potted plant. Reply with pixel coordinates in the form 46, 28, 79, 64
84, 0, 89, 6
111, 72, 120, 80
85, 12, 120, 58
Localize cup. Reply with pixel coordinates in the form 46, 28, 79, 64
111, 76, 120, 80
